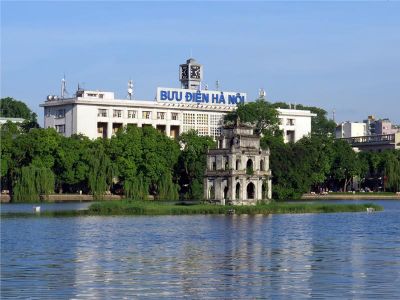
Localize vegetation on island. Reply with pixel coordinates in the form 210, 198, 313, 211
1, 96, 399, 203
0, 201, 383, 218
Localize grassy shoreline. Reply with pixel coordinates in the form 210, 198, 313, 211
1, 201, 383, 218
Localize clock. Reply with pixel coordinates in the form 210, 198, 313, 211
190, 65, 201, 80
180, 65, 188, 80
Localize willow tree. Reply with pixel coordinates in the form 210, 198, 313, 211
157, 172, 179, 201
87, 142, 112, 199
124, 173, 148, 201
384, 152, 400, 192
12, 165, 55, 202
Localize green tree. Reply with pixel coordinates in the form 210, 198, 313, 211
87, 140, 113, 199
330, 140, 361, 191
176, 130, 215, 200
225, 99, 280, 134
109, 125, 180, 199
0, 97, 39, 131
381, 150, 400, 192
54, 134, 92, 193
12, 165, 55, 202
0, 97, 34, 119
11, 128, 61, 169
0, 122, 21, 192
139, 126, 180, 198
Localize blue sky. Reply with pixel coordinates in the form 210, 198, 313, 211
2, 1, 399, 125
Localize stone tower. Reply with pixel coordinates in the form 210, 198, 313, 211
204, 124, 272, 205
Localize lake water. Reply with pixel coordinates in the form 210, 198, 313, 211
1, 200, 400, 299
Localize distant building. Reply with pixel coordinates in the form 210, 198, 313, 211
278, 108, 316, 143
204, 124, 272, 205
342, 133, 400, 152
374, 119, 398, 135
335, 121, 367, 138
40, 58, 315, 142
363, 115, 399, 136
363, 115, 376, 135
0, 117, 25, 125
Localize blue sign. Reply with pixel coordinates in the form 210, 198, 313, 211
157, 88, 246, 106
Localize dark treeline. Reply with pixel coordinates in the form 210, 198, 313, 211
1, 97, 399, 202
1, 122, 215, 202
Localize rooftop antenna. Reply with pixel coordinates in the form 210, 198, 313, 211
127, 80, 133, 100
61, 74, 68, 98
216, 80, 220, 91
294, 102, 297, 110
333, 109, 336, 123
258, 88, 266, 99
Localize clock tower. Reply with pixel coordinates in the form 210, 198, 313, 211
179, 58, 203, 90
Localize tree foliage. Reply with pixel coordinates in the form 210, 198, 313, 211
0, 97, 35, 119
2, 97, 399, 202
13, 165, 55, 202
176, 130, 215, 200
87, 141, 113, 199
0, 97, 39, 131
225, 99, 280, 134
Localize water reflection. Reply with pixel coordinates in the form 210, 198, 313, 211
2, 201, 400, 299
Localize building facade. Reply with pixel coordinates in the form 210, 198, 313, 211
335, 121, 367, 138
342, 133, 400, 152
204, 125, 272, 205
0, 117, 25, 125
40, 59, 315, 142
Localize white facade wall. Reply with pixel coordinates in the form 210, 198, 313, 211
277, 108, 316, 143
335, 122, 366, 138
41, 92, 315, 142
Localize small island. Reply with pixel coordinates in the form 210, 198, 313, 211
1, 201, 383, 218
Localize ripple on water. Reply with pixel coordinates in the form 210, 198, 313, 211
1, 201, 400, 299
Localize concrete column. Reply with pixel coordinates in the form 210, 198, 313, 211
166, 124, 171, 137
215, 178, 222, 203
268, 178, 272, 199
257, 180, 262, 201
107, 122, 112, 139
228, 177, 234, 201
241, 179, 246, 203
204, 178, 209, 200
255, 156, 259, 172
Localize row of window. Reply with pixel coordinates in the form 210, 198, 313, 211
98, 109, 179, 120
45, 108, 65, 118
209, 157, 266, 172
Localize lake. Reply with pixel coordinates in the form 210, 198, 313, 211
1, 200, 399, 299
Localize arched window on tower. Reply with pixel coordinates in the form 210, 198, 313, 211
246, 159, 253, 175
236, 158, 240, 170
235, 183, 241, 200
260, 159, 264, 171
262, 181, 268, 199
247, 182, 255, 199
209, 185, 215, 199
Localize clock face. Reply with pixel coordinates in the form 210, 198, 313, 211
180, 65, 188, 80
190, 65, 201, 80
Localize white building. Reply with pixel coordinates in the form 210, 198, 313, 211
0, 117, 25, 125
335, 121, 367, 138
40, 59, 315, 142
